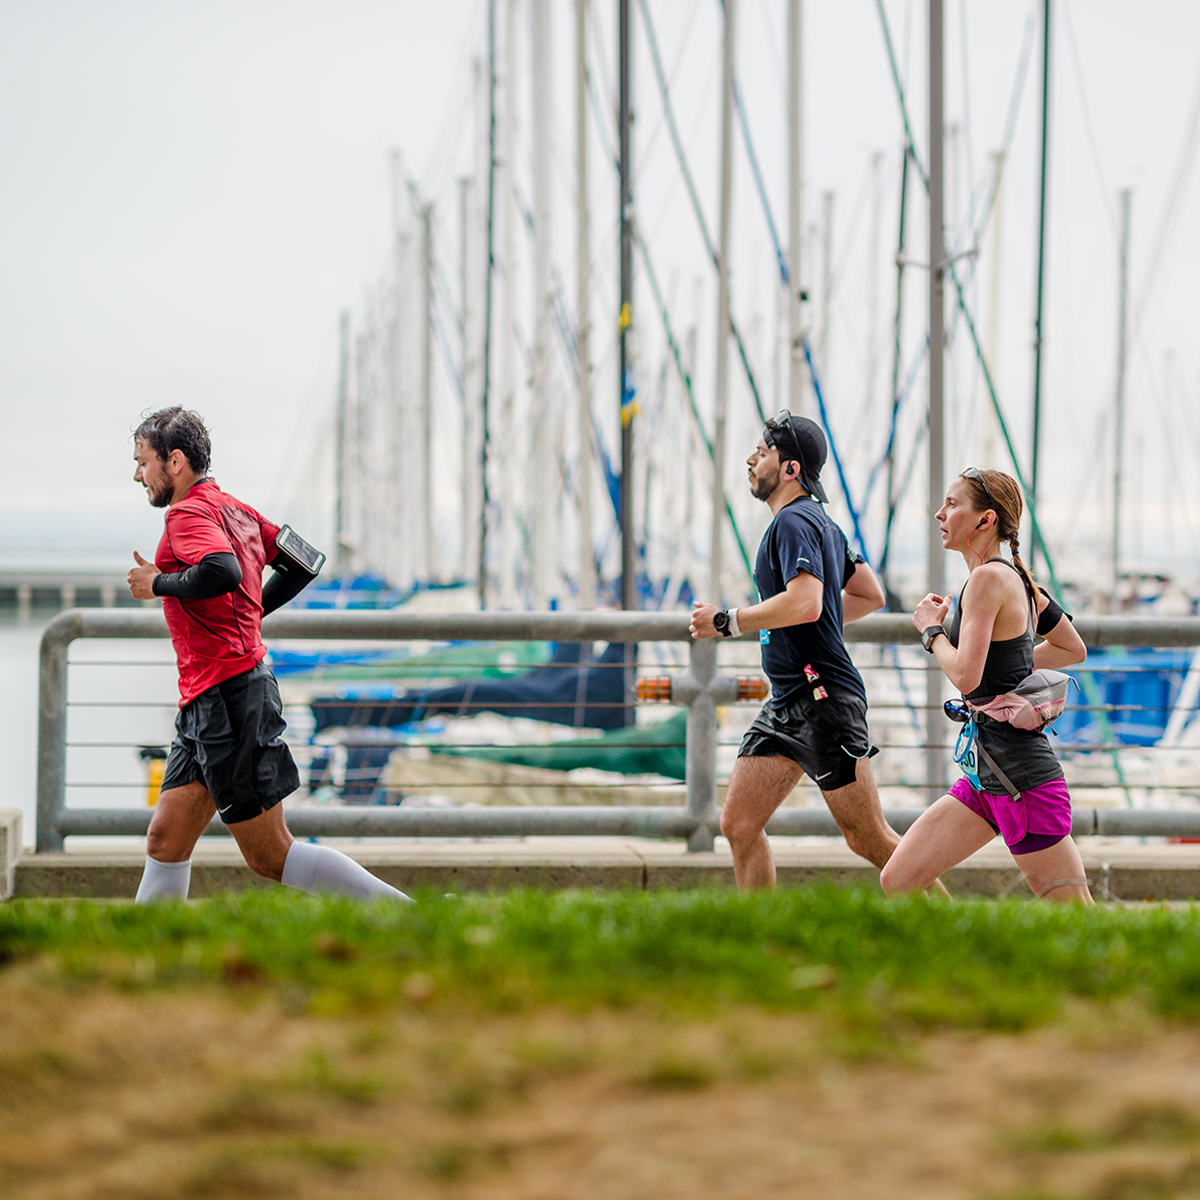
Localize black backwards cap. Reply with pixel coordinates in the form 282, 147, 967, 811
763, 410, 829, 503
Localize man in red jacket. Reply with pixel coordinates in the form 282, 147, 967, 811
127, 406, 411, 903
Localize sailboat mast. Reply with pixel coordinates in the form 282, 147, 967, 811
618, 0, 635, 610
1030, 0, 1052, 570
709, 0, 736, 603
354, 329, 368, 575
1111, 188, 1132, 612
864, 151, 884, 422
984, 149, 1004, 468
532, 0, 553, 607
459, 175, 476, 585
576, 0, 595, 608
334, 309, 350, 577
478, 2, 498, 609
498, 0, 518, 606
420, 201, 435, 584
818, 189, 833, 377
787, 0, 804, 415
390, 151, 413, 590
926, 0, 947, 800
879, 144, 909, 600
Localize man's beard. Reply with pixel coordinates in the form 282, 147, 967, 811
146, 479, 173, 508
750, 465, 780, 502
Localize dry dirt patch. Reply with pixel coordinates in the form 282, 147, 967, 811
2, 973, 1200, 1200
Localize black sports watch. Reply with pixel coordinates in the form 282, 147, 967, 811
712, 609, 733, 637
921, 624, 946, 653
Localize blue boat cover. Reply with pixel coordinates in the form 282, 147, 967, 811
310, 641, 634, 733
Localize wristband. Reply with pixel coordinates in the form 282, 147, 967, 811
727, 607, 741, 638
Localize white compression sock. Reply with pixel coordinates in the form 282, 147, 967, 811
134, 856, 192, 904
281, 842, 413, 902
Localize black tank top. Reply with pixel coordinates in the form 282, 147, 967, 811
947, 558, 1063, 793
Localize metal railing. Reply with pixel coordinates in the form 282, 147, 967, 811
36, 609, 1200, 853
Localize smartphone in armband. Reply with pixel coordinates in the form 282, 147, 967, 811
274, 525, 326, 578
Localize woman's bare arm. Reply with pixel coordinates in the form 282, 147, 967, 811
1033, 620, 1086, 668
913, 566, 1006, 694
1030, 589, 1087, 668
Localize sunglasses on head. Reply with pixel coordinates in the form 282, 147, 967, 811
764, 411, 799, 458
961, 467, 998, 514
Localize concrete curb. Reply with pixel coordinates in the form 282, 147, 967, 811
9, 838, 1200, 901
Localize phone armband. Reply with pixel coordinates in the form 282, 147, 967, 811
274, 525, 326, 578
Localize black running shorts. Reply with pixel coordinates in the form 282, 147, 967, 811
738, 687, 877, 792
161, 661, 300, 824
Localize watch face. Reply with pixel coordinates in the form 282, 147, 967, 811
713, 610, 729, 631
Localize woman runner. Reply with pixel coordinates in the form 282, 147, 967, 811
880, 468, 1094, 903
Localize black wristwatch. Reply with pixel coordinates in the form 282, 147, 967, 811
712, 609, 733, 637
921, 624, 946, 653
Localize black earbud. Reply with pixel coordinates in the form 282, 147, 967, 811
975, 517, 988, 530
784, 461, 798, 479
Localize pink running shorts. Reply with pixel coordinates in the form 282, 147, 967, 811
948, 774, 1073, 854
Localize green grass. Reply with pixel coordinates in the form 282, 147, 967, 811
3, 888, 1200, 1037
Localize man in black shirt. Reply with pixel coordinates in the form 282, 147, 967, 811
691, 412, 900, 890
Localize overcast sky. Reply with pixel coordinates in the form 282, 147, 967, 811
2, 1, 1197, 595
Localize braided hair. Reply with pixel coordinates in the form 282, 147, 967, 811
959, 469, 1038, 603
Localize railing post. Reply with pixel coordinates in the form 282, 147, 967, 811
684, 637, 719, 852
37, 614, 77, 852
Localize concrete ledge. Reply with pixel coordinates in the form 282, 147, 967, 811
12, 841, 651, 900
13, 855, 274, 900
10, 837, 1200, 901
0, 810, 21, 900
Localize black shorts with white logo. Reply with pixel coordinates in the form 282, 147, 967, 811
738, 687, 877, 792
161, 661, 300, 824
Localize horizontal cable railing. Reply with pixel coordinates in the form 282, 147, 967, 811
37, 609, 1200, 853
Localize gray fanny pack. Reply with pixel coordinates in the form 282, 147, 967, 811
947, 670, 1077, 799
965, 668, 1076, 732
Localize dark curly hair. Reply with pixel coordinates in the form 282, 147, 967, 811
133, 407, 211, 474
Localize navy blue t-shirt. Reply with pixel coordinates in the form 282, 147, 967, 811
753, 496, 867, 708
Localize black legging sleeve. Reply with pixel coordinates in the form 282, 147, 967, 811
261, 558, 313, 615
152, 552, 242, 599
